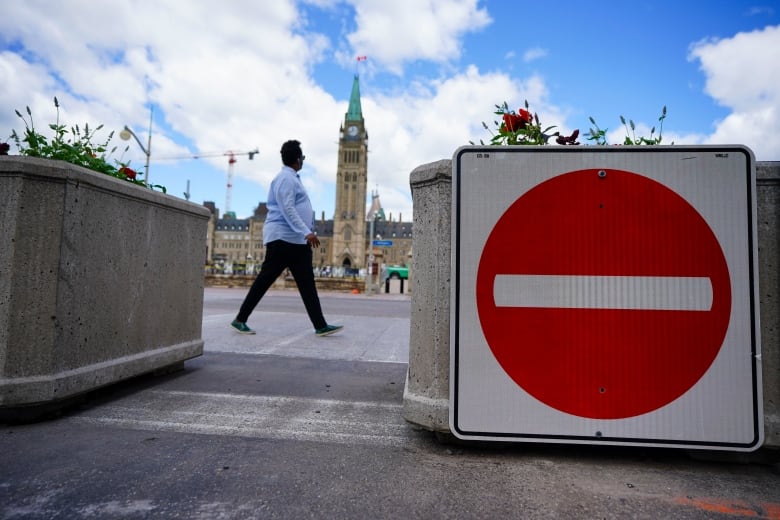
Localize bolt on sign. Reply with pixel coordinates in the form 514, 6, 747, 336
450, 146, 762, 451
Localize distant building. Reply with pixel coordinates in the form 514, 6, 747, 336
204, 74, 412, 272
207, 204, 265, 266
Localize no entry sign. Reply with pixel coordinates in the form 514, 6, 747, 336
451, 146, 762, 451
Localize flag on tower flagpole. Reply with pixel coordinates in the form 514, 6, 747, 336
357, 56, 367, 61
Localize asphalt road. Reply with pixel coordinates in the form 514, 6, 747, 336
1, 288, 779, 519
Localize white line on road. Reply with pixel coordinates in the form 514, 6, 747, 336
68, 390, 410, 447
493, 275, 713, 311
202, 313, 239, 322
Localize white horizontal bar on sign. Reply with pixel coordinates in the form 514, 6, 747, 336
493, 275, 713, 311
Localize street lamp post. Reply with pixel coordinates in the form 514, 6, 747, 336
120, 107, 153, 185
365, 190, 383, 295
366, 213, 383, 294
368, 216, 376, 294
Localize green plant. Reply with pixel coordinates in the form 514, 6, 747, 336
472, 100, 580, 146
586, 106, 667, 145
6, 97, 166, 192
473, 102, 669, 148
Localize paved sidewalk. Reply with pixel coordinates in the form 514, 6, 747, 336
1, 288, 779, 519
202, 288, 410, 364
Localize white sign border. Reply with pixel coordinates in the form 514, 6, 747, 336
450, 145, 763, 452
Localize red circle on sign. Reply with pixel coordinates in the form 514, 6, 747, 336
476, 169, 731, 419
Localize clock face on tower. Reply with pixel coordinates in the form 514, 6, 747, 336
347, 125, 358, 137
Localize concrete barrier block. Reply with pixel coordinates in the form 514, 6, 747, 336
403, 160, 452, 431
0, 157, 210, 413
757, 162, 779, 448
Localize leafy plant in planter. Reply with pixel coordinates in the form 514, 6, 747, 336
472, 100, 667, 147
586, 106, 667, 145
4, 97, 166, 192
472, 100, 580, 146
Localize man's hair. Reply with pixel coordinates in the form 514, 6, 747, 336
280, 140, 303, 167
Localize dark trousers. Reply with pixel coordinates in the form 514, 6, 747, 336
236, 240, 327, 330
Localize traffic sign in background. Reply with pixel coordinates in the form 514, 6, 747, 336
451, 146, 762, 451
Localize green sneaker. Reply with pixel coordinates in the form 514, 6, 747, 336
231, 320, 256, 335
315, 324, 343, 337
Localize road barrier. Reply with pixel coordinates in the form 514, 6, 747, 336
403, 155, 779, 453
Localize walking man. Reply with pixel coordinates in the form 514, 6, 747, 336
231, 140, 343, 337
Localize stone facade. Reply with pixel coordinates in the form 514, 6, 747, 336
204, 204, 412, 275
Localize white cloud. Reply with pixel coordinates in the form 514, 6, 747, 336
0, 1, 339, 200
346, 0, 491, 73
689, 24, 780, 159
523, 47, 548, 63
353, 65, 587, 219
6, 1, 774, 225
0, 0, 500, 221
746, 6, 775, 17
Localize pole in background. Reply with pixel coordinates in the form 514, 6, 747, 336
120, 106, 153, 186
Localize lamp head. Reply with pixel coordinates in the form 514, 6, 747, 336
119, 127, 133, 141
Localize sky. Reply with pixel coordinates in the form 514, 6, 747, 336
2, 1, 779, 222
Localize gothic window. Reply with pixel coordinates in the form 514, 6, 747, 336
345, 228, 352, 240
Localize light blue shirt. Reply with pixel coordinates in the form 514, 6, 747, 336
263, 165, 314, 245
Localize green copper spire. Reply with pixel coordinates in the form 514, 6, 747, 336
346, 74, 362, 122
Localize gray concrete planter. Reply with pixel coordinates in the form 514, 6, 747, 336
0, 156, 210, 416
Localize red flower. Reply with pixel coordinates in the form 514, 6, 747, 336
502, 109, 533, 132
119, 166, 137, 179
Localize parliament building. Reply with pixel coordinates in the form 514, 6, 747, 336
204, 75, 412, 274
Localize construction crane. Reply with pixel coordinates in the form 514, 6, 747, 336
154, 148, 259, 215
224, 149, 259, 216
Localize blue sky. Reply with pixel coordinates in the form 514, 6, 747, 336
2, 1, 778, 221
